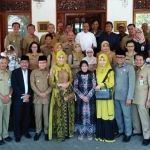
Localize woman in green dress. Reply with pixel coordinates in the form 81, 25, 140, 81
48, 50, 75, 141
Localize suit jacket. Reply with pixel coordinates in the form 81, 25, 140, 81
11, 68, 33, 105
113, 62, 135, 100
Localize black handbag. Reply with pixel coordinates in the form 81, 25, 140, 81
95, 69, 113, 100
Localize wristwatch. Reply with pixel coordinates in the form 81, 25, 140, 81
9, 95, 12, 98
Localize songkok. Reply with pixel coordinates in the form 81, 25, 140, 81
38, 55, 47, 61
116, 50, 126, 56
21, 55, 29, 61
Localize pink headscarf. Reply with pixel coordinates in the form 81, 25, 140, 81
133, 28, 145, 44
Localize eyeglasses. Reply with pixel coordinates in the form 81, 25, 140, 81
116, 56, 125, 59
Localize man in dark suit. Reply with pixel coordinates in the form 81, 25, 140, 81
11, 56, 33, 142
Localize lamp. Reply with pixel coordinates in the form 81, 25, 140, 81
33, 0, 45, 9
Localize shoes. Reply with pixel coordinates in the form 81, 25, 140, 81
4, 136, 12, 142
123, 135, 131, 142
25, 133, 32, 139
34, 133, 41, 141
78, 135, 83, 140
115, 132, 124, 138
87, 135, 93, 140
142, 139, 150, 146
131, 133, 142, 136
0, 140, 5, 145
45, 134, 49, 141
15, 137, 21, 142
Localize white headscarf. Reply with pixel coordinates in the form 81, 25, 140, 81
82, 48, 97, 65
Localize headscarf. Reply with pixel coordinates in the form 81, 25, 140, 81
133, 28, 145, 44
56, 50, 66, 67
96, 53, 112, 84
78, 60, 91, 75
101, 41, 111, 54
72, 43, 84, 61
52, 43, 63, 63
82, 48, 97, 64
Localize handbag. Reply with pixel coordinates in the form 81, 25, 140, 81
95, 69, 113, 100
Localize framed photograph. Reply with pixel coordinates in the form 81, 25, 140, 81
37, 21, 49, 32
114, 21, 127, 32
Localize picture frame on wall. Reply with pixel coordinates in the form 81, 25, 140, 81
37, 21, 49, 32
114, 21, 127, 32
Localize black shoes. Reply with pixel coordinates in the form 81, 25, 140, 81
123, 135, 131, 142
4, 136, 12, 142
45, 134, 49, 141
115, 132, 124, 138
34, 133, 41, 141
0, 140, 5, 145
142, 139, 150, 146
15, 137, 21, 142
25, 133, 32, 139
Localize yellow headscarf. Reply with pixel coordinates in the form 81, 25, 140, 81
56, 50, 66, 67
72, 43, 84, 61
52, 43, 63, 63
96, 53, 112, 84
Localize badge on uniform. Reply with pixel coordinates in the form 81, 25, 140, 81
139, 75, 144, 85
8, 78, 11, 86
36, 76, 40, 83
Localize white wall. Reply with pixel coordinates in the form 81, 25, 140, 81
107, 0, 133, 32
32, 0, 56, 39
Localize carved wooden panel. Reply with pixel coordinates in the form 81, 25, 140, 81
0, 1, 31, 12
57, 0, 106, 11
134, 0, 150, 9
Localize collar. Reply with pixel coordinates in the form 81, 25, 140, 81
67, 41, 74, 45
31, 53, 39, 56
11, 32, 19, 36
28, 34, 36, 38
44, 44, 53, 48
116, 62, 126, 67
39, 68, 47, 71
0, 69, 8, 73
138, 63, 146, 70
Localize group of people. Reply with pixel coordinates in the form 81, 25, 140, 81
0, 20, 150, 147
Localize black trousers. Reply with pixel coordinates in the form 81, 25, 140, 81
13, 102, 31, 138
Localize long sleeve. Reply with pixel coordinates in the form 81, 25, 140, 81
74, 74, 84, 99
92, 34, 97, 48
127, 65, 135, 100
49, 67, 57, 88
68, 54, 79, 69
87, 73, 96, 100
11, 70, 24, 97
30, 70, 41, 95
45, 86, 52, 95
67, 65, 73, 83
100, 71, 114, 88
75, 33, 80, 43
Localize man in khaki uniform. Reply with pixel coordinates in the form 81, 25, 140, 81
0, 56, 12, 145
62, 31, 75, 57
120, 24, 135, 50
40, 34, 53, 57
56, 22, 65, 37
142, 23, 150, 44
4, 22, 23, 58
40, 23, 59, 47
132, 53, 150, 146
59, 24, 73, 44
22, 24, 39, 55
30, 55, 51, 141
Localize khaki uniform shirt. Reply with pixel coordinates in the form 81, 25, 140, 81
4, 33, 23, 58
62, 42, 74, 57
30, 69, 51, 104
26, 53, 43, 70
125, 51, 137, 65
59, 33, 67, 43
0, 70, 11, 107
120, 35, 132, 50
133, 64, 150, 104
40, 33, 59, 47
145, 33, 150, 44
40, 44, 53, 57
22, 34, 39, 54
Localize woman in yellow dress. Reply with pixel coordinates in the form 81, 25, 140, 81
48, 50, 75, 141
95, 53, 115, 142
26, 41, 43, 70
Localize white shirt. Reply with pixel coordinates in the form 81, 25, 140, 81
22, 69, 28, 94
75, 31, 97, 51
